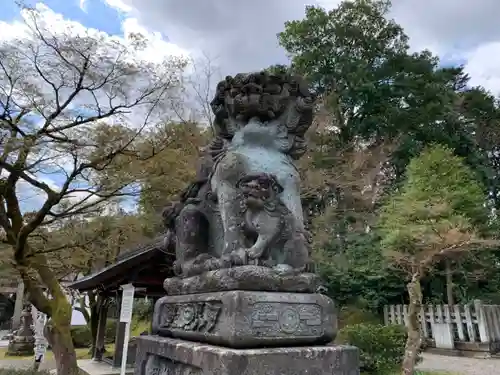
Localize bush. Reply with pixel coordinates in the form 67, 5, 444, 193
71, 318, 118, 348
71, 325, 92, 348
338, 305, 381, 329
336, 323, 407, 375
105, 319, 117, 344
131, 318, 150, 337
133, 299, 154, 321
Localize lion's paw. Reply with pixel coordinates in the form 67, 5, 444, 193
246, 247, 265, 260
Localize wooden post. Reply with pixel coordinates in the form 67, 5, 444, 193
390, 305, 396, 325
113, 322, 127, 367
490, 306, 500, 342
463, 303, 475, 342
113, 291, 126, 368
428, 305, 436, 339
474, 300, 490, 344
93, 297, 109, 361
454, 304, 465, 341
396, 304, 403, 325
420, 305, 428, 339
383, 305, 389, 326
151, 297, 159, 334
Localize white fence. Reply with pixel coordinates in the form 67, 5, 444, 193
384, 301, 500, 352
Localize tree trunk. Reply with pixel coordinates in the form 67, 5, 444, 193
401, 272, 423, 375
27, 253, 79, 375
44, 297, 79, 375
445, 259, 454, 306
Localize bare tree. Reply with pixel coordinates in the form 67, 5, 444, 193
299, 95, 398, 248
174, 52, 221, 133
0, 6, 185, 374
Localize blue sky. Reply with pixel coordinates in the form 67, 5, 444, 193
1, 0, 124, 38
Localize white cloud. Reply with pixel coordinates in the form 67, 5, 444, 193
1, 3, 92, 41
120, 17, 188, 64
98, 0, 500, 94
389, 0, 500, 57
103, 0, 133, 13
1, 3, 187, 60
464, 42, 500, 97
79, 0, 88, 13
0, 14, 30, 41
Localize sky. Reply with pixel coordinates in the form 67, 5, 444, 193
2, 0, 500, 214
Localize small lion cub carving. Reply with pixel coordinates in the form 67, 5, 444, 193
236, 173, 310, 270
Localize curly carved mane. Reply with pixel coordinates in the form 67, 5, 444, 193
209, 71, 316, 160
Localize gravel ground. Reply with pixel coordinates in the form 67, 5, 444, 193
417, 353, 500, 375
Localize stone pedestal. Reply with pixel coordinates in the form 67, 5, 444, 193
136, 266, 360, 374
152, 290, 336, 348
135, 335, 359, 375
6, 338, 34, 356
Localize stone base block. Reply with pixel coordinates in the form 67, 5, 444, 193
163, 266, 322, 296
135, 335, 360, 375
6, 339, 34, 356
152, 290, 336, 348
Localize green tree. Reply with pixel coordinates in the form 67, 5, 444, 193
50, 212, 147, 356
458, 87, 500, 210
379, 145, 496, 375
89, 120, 206, 234
278, 0, 484, 179
278, 1, 499, 308
136, 122, 206, 217
279, 0, 407, 94
0, 6, 185, 374
316, 232, 407, 312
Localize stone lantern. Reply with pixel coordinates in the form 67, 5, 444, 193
6, 303, 34, 356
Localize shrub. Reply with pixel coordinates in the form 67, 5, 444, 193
71, 325, 92, 348
105, 319, 117, 344
338, 305, 381, 329
336, 323, 407, 374
133, 299, 154, 321
71, 318, 118, 348
131, 318, 150, 337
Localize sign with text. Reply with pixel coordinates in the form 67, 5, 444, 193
120, 284, 135, 323
120, 284, 135, 375
32, 306, 48, 363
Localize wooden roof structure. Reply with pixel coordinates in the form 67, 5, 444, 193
67, 234, 175, 297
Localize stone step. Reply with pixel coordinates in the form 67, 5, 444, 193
135, 335, 360, 375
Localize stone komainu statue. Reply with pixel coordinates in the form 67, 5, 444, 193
141, 71, 355, 375
162, 70, 315, 278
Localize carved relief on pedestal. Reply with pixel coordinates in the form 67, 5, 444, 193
249, 302, 323, 337
159, 301, 222, 333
